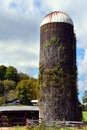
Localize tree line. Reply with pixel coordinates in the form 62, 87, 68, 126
82, 91, 87, 111
0, 64, 87, 111
0, 65, 39, 105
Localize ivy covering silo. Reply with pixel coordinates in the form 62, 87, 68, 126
39, 11, 82, 122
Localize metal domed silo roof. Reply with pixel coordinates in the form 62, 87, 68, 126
40, 11, 73, 26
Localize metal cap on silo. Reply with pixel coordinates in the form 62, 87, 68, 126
40, 11, 73, 26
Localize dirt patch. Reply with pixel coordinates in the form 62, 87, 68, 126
0, 127, 14, 130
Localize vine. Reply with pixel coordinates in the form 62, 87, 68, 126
39, 39, 78, 98
57, 45, 65, 53
39, 61, 77, 92
43, 35, 58, 48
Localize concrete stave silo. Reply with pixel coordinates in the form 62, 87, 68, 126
39, 11, 82, 122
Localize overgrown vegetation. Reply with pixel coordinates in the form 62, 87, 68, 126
39, 33, 82, 121
0, 111, 87, 129
57, 44, 65, 53
43, 35, 57, 48
0, 65, 39, 106
1, 124, 87, 130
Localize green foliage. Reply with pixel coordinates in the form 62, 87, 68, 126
43, 35, 57, 48
17, 72, 30, 81
3, 80, 16, 91
5, 90, 17, 102
57, 45, 65, 53
0, 80, 4, 95
39, 62, 77, 93
50, 35, 57, 44
83, 111, 87, 122
16, 125, 87, 130
16, 80, 31, 105
0, 124, 86, 130
83, 91, 87, 103
16, 79, 38, 105
82, 104, 87, 111
13, 126, 26, 130
33, 124, 46, 130
5, 66, 18, 82
0, 96, 4, 105
84, 105, 87, 111
0, 65, 38, 106
39, 37, 78, 109
0, 65, 7, 80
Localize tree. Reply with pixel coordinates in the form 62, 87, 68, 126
3, 80, 16, 92
82, 91, 87, 111
0, 96, 4, 106
83, 91, 87, 103
17, 72, 30, 81
16, 79, 38, 105
5, 66, 18, 82
0, 65, 7, 80
5, 90, 17, 102
0, 80, 4, 95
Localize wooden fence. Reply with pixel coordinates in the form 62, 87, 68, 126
26, 119, 87, 129
0, 117, 86, 128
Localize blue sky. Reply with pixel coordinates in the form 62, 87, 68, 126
0, 0, 87, 102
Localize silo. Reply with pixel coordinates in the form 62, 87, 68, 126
39, 11, 82, 122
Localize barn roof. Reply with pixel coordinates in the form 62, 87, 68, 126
0, 106, 39, 112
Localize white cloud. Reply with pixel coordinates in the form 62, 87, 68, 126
0, 0, 86, 87
77, 48, 87, 95
0, 0, 41, 77
78, 77, 87, 93
78, 49, 87, 77
0, 40, 39, 76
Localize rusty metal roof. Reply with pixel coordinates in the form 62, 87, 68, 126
40, 11, 73, 26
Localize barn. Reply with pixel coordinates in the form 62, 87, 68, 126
0, 106, 39, 126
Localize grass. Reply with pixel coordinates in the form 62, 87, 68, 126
13, 125, 87, 130
0, 124, 87, 130
83, 111, 87, 122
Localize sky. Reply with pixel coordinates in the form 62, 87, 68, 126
0, 0, 87, 102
